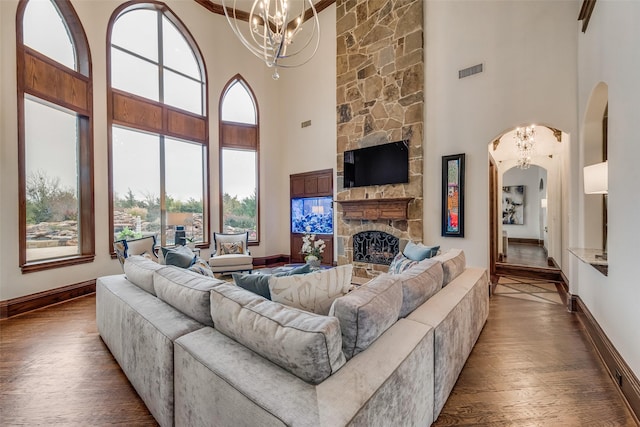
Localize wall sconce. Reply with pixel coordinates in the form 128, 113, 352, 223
584, 161, 608, 195
584, 160, 608, 260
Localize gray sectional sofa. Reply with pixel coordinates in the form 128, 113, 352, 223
96, 249, 489, 426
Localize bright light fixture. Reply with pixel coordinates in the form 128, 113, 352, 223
221, 0, 320, 79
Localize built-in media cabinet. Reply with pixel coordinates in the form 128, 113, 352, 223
290, 169, 334, 265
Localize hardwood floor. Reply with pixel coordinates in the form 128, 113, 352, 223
435, 276, 638, 426
1, 286, 637, 426
0, 296, 157, 426
502, 242, 550, 268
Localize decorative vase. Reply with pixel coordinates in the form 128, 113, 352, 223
305, 255, 321, 268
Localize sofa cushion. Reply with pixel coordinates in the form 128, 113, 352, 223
232, 264, 312, 300
329, 273, 402, 359
395, 258, 444, 318
123, 255, 166, 296
388, 252, 418, 274
209, 254, 253, 268
269, 264, 353, 315
210, 283, 346, 384
432, 249, 466, 286
153, 266, 226, 326
161, 245, 196, 269
403, 241, 440, 261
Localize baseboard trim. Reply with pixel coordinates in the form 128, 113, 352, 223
575, 296, 640, 423
507, 238, 544, 245
0, 279, 96, 319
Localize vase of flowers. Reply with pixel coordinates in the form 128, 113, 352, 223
301, 226, 325, 268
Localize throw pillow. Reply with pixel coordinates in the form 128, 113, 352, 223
161, 245, 196, 269
388, 252, 418, 274
269, 264, 353, 315
219, 241, 244, 255
233, 264, 313, 300
188, 257, 214, 277
233, 273, 272, 299
403, 241, 440, 261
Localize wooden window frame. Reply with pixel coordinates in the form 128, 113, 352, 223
107, 1, 210, 254
219, 74, 260, 245
16, 0, 95, 273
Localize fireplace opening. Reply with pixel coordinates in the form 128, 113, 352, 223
353, 231, 399, 265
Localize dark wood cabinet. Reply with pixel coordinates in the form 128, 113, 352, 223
290, 169, 334, 265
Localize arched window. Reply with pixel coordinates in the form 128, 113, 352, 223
108, 3, 208, 250
16, 0, 94, 272
219, 75, 259, 243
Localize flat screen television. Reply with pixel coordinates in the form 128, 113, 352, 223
343, 140, 409, 188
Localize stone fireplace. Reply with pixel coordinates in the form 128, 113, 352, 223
335, 0, 424, 279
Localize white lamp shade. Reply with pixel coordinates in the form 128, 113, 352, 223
584, 161, 608, 194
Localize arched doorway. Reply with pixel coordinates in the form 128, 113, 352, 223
488, 125, 567, 280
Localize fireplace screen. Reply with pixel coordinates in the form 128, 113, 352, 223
353, 231, 399, 265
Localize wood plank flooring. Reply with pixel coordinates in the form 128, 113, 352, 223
502, 242, 551, 268
1, 285, 637, 426
0, 297, 156, 425
434, 276, 638, 426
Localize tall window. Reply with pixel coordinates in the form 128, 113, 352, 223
220, 76, 259, 243
108, 4, 208, 249
17, 0, 94, 272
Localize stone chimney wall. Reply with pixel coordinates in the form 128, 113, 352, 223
335, 0, 424, 278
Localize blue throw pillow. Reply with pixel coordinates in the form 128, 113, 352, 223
161, 245, 196, 269
403, 241, 440, 261
233, 273, 273, 299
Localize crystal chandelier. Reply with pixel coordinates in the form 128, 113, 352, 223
514, 125, 536, 169
221, 0, 320, 80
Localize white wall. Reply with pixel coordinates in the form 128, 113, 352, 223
502, 166, 545, 240
575, 0, 640, 378
0, 0, 284, 300
424, 0, 578, 268
278, 4, 337, 262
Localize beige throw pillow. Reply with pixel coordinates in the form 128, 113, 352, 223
269, 264, 353, 315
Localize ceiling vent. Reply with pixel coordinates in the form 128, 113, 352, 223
459, 63, 483, 79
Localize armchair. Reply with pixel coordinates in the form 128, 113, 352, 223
208, 232, 253, 274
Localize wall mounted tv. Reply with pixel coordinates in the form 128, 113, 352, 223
343, 140, 409, 188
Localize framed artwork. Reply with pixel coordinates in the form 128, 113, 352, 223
441, 153, 465, 237
502, 185, 525, 225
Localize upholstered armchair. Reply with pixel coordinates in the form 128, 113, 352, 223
208, 231, 253, 274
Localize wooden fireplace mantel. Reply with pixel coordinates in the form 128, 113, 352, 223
337, 198, 413, 220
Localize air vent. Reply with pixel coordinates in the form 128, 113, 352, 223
459, 63, 483, 79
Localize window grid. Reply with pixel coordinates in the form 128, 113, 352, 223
108, 4, 208, 252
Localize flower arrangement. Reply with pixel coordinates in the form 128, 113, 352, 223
301, 226, 326, 263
